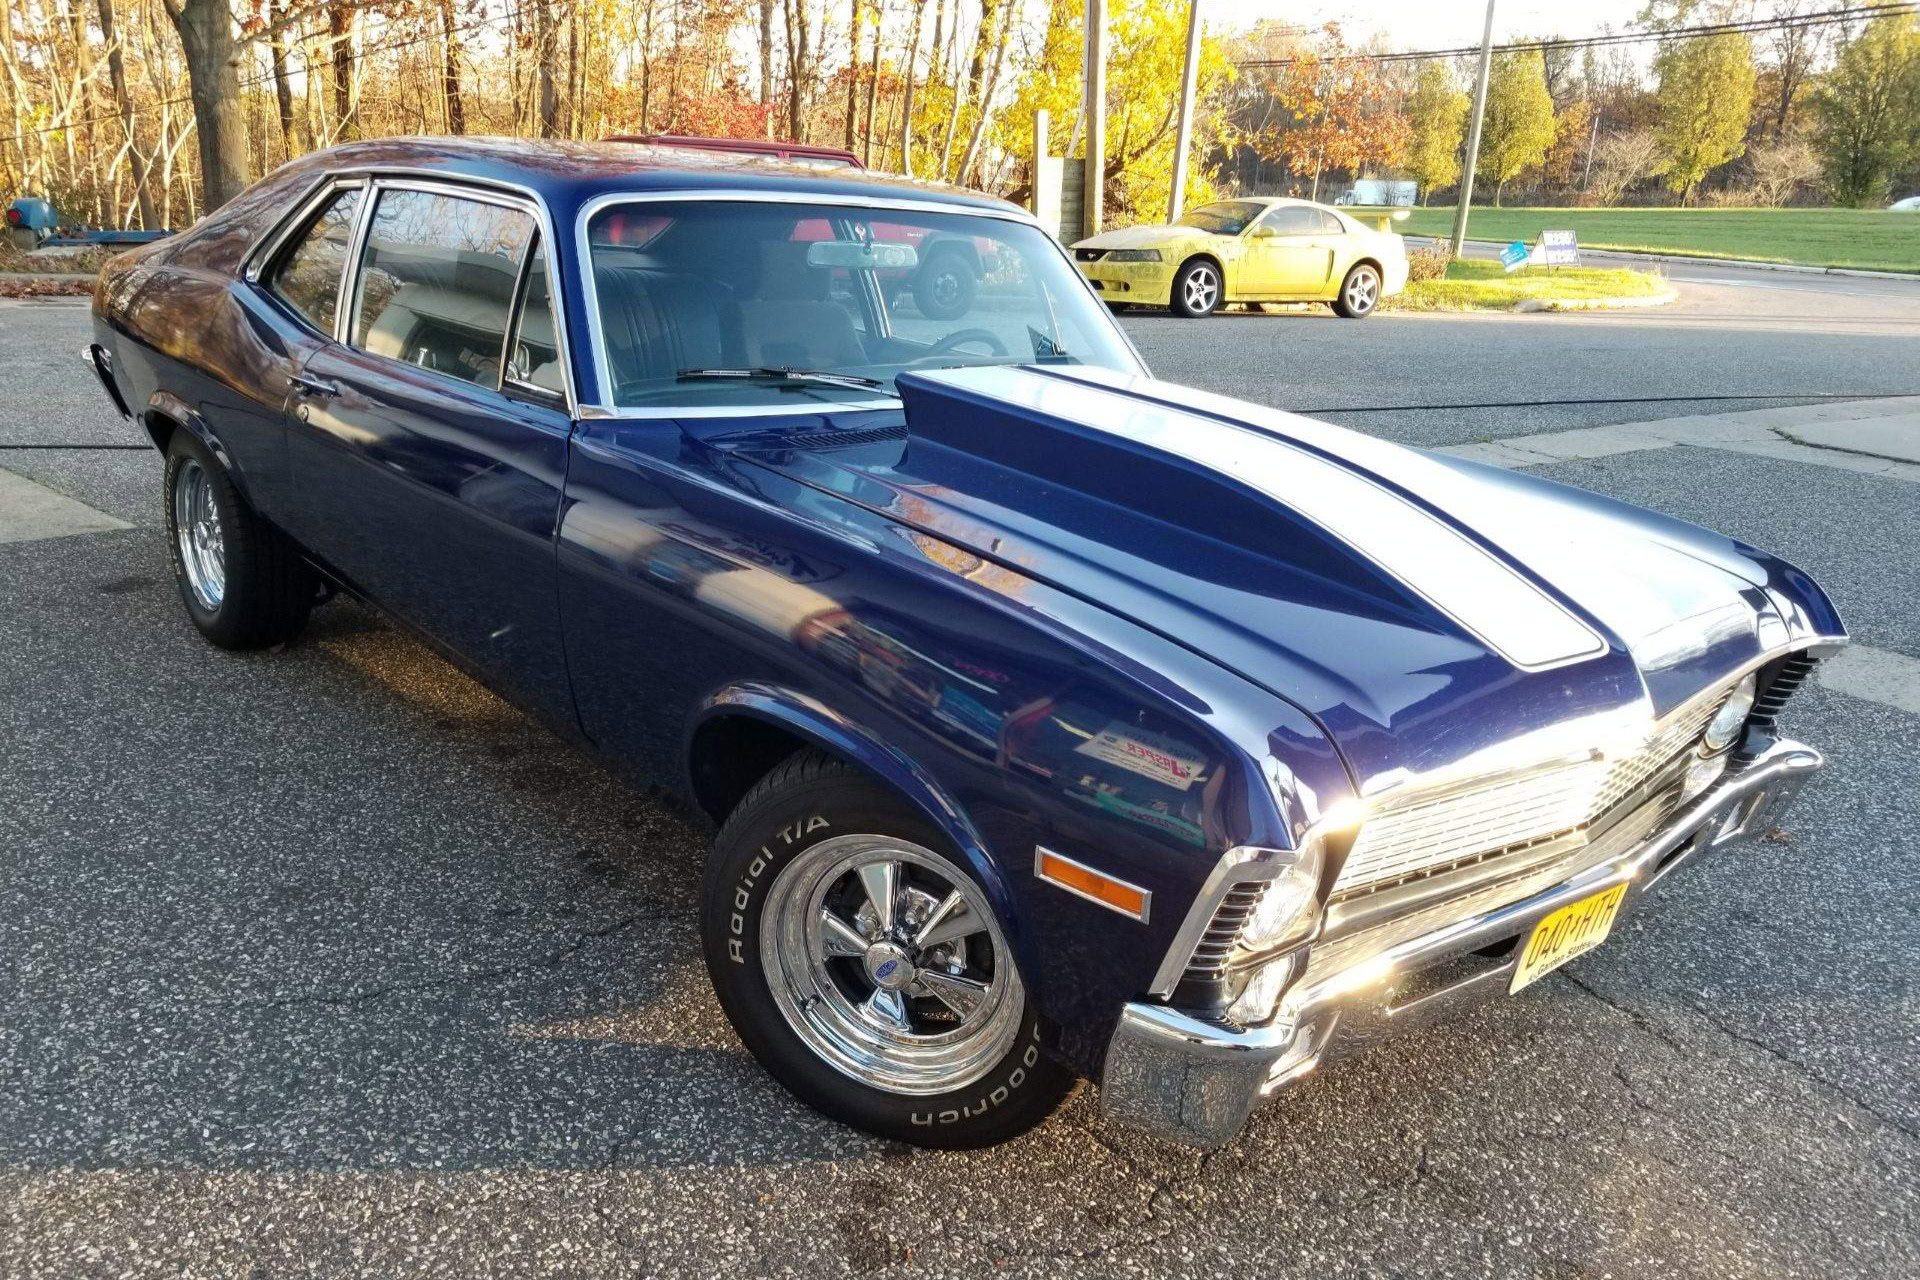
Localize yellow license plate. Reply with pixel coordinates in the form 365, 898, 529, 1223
1509, 885, 1629, 994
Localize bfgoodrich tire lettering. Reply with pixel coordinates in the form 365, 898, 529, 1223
701, 749, 1076, 1148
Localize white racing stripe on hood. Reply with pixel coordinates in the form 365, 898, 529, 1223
919, 366, 1608, 672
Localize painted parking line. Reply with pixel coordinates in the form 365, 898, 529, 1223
0, 465, 132, 545
1435, 397, 1920, 485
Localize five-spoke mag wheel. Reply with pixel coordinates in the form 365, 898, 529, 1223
762, 834, 1023, 1095
703, 749, 1075, 1147
1172, 259, 1222, 317
1334, 262, 1382, 318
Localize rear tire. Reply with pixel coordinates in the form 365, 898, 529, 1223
1170, 258, 1222, 317
702, 749, 1075, 1148
1332, 262, 1382, 318
163, 431, 314, 650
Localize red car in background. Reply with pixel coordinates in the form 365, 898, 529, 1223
606, 133, 992, 320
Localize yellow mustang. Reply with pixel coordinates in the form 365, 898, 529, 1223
1071, 197, 1410, 319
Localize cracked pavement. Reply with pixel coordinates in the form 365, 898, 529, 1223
4, 297, 1918, 1275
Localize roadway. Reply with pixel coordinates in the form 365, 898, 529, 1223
2, 281, 1916, 1276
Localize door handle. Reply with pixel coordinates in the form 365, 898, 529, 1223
289, 372, 338, 398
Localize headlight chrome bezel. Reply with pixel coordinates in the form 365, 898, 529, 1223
1703, 674, 1759, 754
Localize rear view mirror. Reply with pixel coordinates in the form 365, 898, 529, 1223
805, 239, 919, 270
1249, 225, 1277, 239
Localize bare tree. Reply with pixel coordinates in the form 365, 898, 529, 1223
1587, 128, 1662, 206
953, 0, 1009, 187
95, 0, 158, 226
160, 0, 251, 209
898, 0, 927, 175
1763, 0, 1829, 140
783, 0, 813, 142
438, 0, 465, 134
1747, 135, 1820, 205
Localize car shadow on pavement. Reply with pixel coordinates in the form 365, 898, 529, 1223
1, 532, 896, 1174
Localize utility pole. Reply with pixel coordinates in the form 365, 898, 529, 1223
1083, 0, 1106, 240
1167, 1, 1203, 222
1449, 0, 1496, 257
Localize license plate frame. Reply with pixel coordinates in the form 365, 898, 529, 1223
1509, 884, 1629, 994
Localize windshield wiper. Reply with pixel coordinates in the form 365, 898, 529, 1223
676, 366, 889, 392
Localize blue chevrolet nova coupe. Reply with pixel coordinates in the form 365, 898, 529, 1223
86, 138, 1846, 1149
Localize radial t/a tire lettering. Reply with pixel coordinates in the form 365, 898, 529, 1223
701, 749, 1076, 1148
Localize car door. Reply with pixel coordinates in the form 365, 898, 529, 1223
228, 178, 367, 520
283, 180, 579, 724
1239, 205, 1336, 299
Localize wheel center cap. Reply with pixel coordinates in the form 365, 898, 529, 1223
863, 941, 915, 991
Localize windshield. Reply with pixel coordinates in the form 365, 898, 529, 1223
1173, 201, 1265, 236
585, 199, 1140, 408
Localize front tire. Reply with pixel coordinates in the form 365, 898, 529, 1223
163, 431, 313, 650
1333, 262, 1382, 318
702, 750, 1075, 1148
1170, 258, 1222, 317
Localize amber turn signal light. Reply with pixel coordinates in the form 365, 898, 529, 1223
1034, 847, 1151, 923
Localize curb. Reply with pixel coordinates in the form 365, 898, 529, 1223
1409, 234, 1918, 281
1512, 288, 1681, 313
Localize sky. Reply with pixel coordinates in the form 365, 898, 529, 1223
1213, 1, 1652, 49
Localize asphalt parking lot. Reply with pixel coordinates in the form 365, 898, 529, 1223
4, 290, 1918, 1276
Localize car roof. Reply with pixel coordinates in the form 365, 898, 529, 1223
274, 135, 1021, 216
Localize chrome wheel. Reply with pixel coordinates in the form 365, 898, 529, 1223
1344, 266, 1380, 314
760, 833, 1023, 1095
171, 458, 226, 611
1181, 264, 1220, 314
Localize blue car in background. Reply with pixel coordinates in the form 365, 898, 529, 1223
86, 138, 1846, 1149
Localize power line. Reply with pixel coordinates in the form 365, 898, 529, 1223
1234, 2, 1919, 70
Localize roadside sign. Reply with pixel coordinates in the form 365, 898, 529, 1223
1500, 241, 1530, 272
1534, 229, 1579, 266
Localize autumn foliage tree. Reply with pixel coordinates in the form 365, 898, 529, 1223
1651, 31, 1757, 203
1476, 51, 1557, 205
1261, 24, 1409, 200
1402, 61, 1467, 203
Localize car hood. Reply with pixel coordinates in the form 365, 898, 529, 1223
721, 365, 1844, 795
1074, 224, 1214, 251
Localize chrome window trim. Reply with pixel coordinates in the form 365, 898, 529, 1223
572, 187, 1146, 419
247, 166, 580, 412
243, 176, 369, 341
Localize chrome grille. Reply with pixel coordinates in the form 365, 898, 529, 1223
1334, 682, 1741, 898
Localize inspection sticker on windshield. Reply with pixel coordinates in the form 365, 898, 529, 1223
1075, 723, 1206, 791
1510, 884, 1628, 993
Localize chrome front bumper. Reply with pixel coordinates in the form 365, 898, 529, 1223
1099, 736, 1824, 1147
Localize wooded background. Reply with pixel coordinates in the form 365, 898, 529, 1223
2, 0, 1915, 232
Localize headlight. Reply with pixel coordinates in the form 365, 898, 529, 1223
1104, 249, 1163, 262
1237, 838, 1324, 952
1703, 674, 1758, 752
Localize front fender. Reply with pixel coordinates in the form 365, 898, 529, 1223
687, 681, 1012, 920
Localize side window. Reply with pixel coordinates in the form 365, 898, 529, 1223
266, 186, 362, 334
505, 238, 565, 397
349, 188, 536, 387
1318, 210, 1347, 235
1258, 206, 1322, 237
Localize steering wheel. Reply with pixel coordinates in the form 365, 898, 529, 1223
919, 328, 1008, 358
